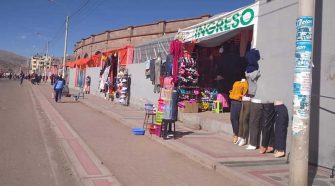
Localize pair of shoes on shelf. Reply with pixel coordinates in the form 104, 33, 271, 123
274, 150, 285, 158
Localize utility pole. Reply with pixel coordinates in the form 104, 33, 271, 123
62, 15, 69, 78
289, 0, 315, 186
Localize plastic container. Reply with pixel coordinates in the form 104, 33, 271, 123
132, 128, 145, 135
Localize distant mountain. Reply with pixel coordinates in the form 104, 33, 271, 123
0, 49, 28, 73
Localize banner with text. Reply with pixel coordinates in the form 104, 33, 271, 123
179, 2, 259, 42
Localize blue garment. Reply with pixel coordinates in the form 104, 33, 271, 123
55, 89, 62, 102
54, 79, 64, 90
163, 54, 173, 76
245, 49, 260, 73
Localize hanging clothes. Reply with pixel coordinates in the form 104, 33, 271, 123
154, 56, 162, 85
169, 39, 183, 83
149, 59, 155, 83
100, 66, 111, 90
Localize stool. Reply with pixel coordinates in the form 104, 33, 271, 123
143, 110, 156, 130
160, 119, 176, 139
212, 100, 222, 113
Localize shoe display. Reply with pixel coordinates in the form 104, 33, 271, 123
274, 150, 285, 158
122, 87, 128, 91
246, 145, 257, 150
120, 95, 126, 98
238, 138, 247, 146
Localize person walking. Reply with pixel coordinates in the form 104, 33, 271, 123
54, 76, 64, 102
19, 71, 25, 86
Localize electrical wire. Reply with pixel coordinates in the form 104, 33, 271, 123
69, 0, 90, 19
69, 0, 106, 29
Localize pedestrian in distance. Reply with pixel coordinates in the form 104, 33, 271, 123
54, 76, 64, 102
19, 71, 24, 86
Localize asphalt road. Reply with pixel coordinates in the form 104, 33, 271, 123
0, 79, 79, 186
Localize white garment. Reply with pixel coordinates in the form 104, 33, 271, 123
99, 66, 111, 90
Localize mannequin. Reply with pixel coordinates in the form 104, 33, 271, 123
236, 96, 252, 146
273, 100, 288, 158
259, 101, 276, 154
246, 98, 263, 150
229, 79, 248, 143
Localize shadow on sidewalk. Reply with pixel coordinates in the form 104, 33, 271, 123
167, 131, 194, 140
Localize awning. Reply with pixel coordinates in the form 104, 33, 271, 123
179, 2, 259, 43
66, 61, 77, 68
118, 45, 134, 66
89, 54, 102, 67
76, 58, 91, 66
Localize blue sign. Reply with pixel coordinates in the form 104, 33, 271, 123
293, 83, 301, 95
296, 17, 313, 42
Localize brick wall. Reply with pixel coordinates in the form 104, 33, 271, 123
74, 15, 210, 59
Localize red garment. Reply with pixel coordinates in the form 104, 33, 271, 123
169, 39, 183, 83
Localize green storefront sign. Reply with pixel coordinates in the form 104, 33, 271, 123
195, 7, 255, 39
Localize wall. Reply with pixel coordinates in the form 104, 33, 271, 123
309, 0, 335, 168
255, 0, 298, 154
73, 15, 210, 59
256, 0, 335, 168
127, 63, 160, 109
68, 68, 76, 89
84, 67, 101, 95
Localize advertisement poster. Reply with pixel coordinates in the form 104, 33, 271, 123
294, 70, 312, 95
295, 42, 312, 69
293, 94, 310, 119
296, 17, 313, 42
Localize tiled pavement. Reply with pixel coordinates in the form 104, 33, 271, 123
38, 84, 335, 186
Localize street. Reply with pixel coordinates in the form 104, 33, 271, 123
0, 79, 236, 186
0, 79, 79, 186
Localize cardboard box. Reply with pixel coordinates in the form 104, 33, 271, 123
180, 101, 198, 113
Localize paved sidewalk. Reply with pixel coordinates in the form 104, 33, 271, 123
43, 84, 335, 186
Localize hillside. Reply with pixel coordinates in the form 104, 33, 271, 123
0, 49, 28, 73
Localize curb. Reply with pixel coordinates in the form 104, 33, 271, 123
31, 84, 122, 186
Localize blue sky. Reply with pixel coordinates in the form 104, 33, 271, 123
0, 0, 254, 58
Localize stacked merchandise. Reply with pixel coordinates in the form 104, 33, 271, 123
177, 57, 200, 113
198, 89, 218, 111
116, 72, 130, 106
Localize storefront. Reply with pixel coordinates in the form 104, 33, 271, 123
175, 2, 259, 113
66, 46, 134, 106
128, 34, 175, 108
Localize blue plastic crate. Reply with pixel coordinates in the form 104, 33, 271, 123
132, 128, 145, 135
